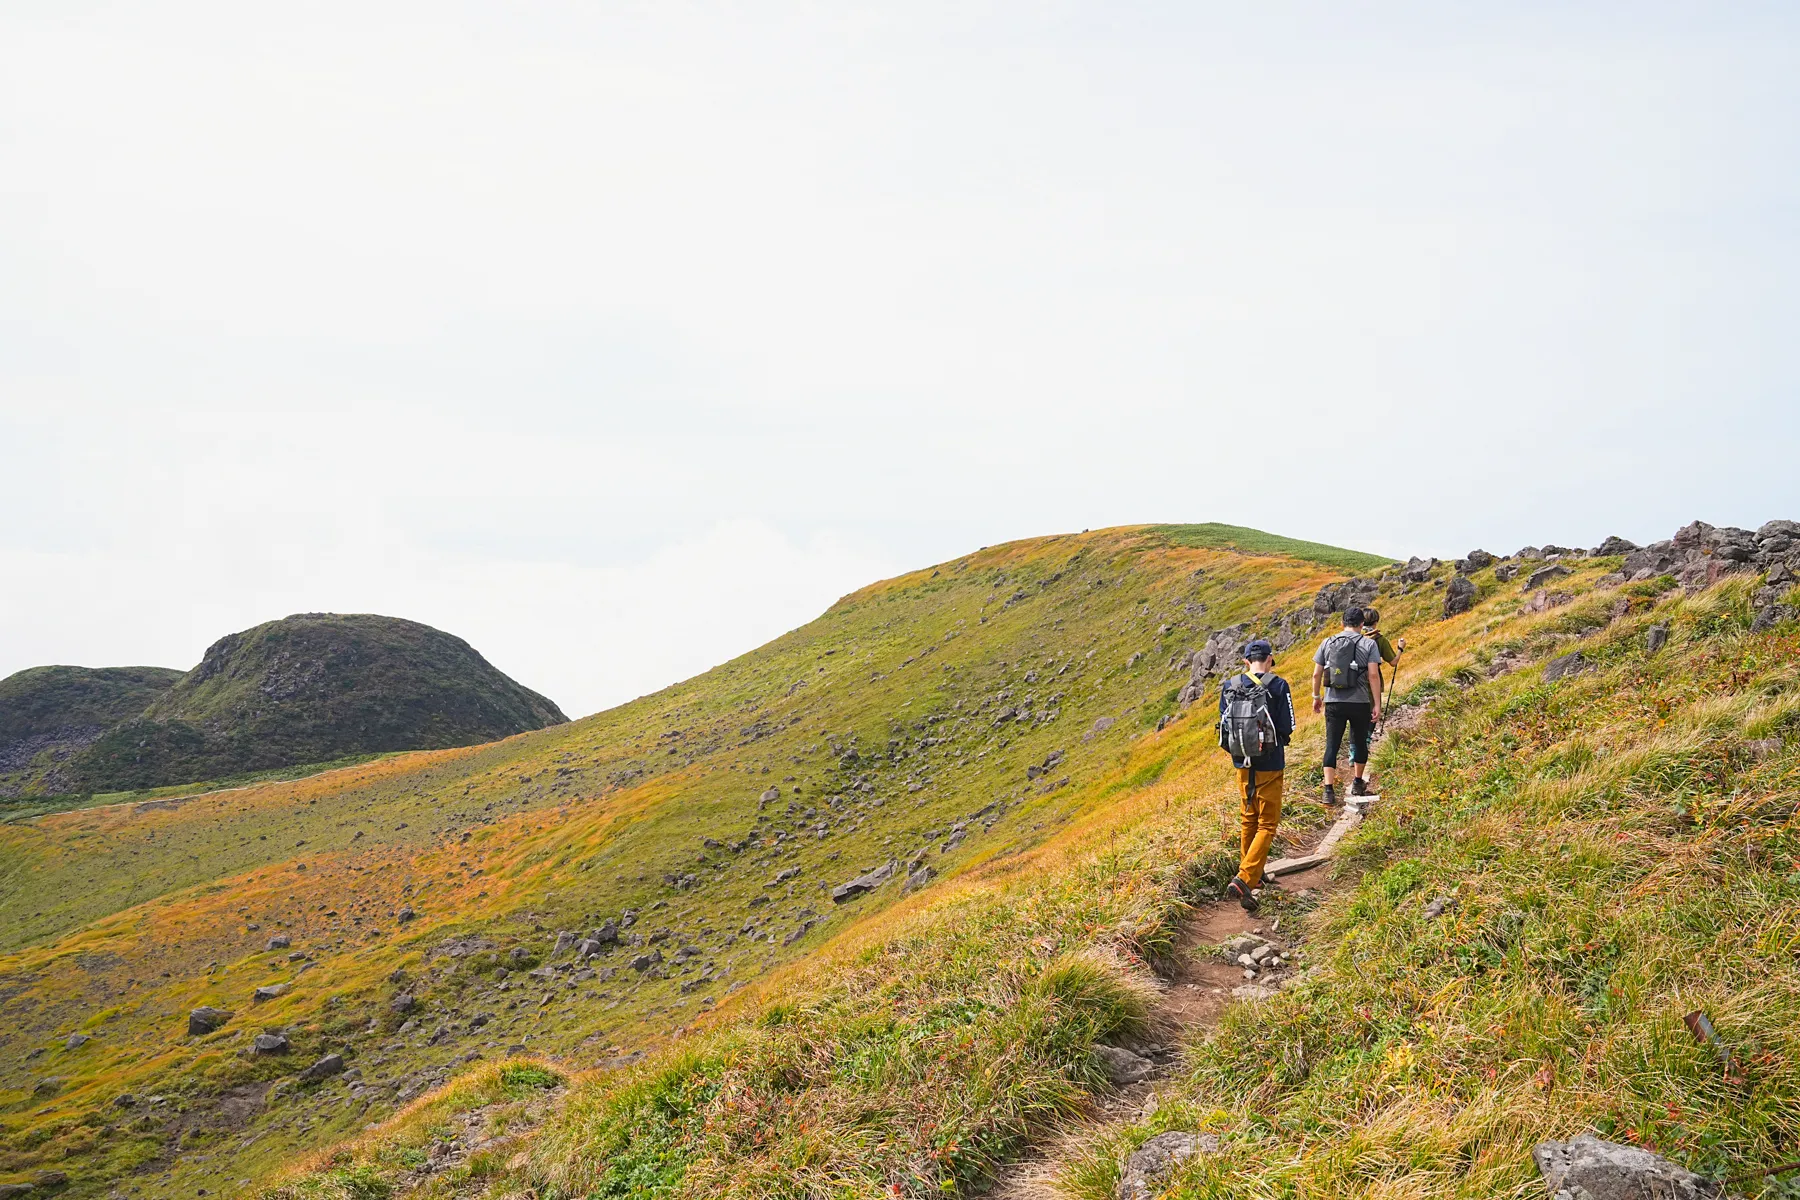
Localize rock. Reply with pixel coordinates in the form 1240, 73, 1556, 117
1248, 944, 1277, 963
252, 1032, 291, 1055
1759, 519, 1800, 540
1752, 605, 1792, 633
1516, 546, 1544, 560
31, 1077, 62, 1096
1091, 716, 1116, 733
1457, 550, 1496, 573
831, 859, 898, 903
1423, 896, 1458, 920
1399, 556, 1439, 583
188, 1007, 234, 1036
253, 984, 289, 1002
629, 950, 663, 971
1494, 563, 1519, 582
1443, 575, 1477, 618
575, 938, 604, 959
1092, 1043, 1155, 1085
299, 1053, 345, 1082
113, 1093, 137, 1108
396, 907, 416, 924
1532, 1134, 1711, 1200
32, 1174, 66, 1191
1231, 984, 1277, 1001
1544, 653, 1589, 683
266, 934, 291, 951
1623, 548, 1678, 577
1525, 564, 1571, 591
759, 787, 781, 809
1744, 738, 1783, 761
1592, 536, 1639, 557
1116, 1131, 1218, 1200
390, 992, 418, 1015
1527, 589, 1573, 613
0, 1185, 34, 1199
1646, 623, 1669, 654
902, 865, 936, 893
64, 1033, 89, 1050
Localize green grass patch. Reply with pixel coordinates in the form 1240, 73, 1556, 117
1147, 523, 1393, 572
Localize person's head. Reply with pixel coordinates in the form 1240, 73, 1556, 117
1342, 607, 1365, 629
1243, 638, 1275, 671
1361, 608, 1380, 629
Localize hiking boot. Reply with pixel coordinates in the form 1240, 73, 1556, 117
1226, 877, 1259, 912
1350, 777, 1370, 798
1322, 785, 1342, 808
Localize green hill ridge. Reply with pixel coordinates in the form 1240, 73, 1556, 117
47, 614, 567, 795
0, 667, 185, 798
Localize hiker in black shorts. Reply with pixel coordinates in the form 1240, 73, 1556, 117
1311, 607, 1383, 806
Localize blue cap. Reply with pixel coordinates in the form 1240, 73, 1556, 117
1243, 638, 1274, 660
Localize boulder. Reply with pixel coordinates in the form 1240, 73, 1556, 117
1645, 624, 1670, 653
1592, 536, 1639, 557
759, 787, 781, 809
64, 1033, 89, 1050
1456, 550, 1496, 574
32, 1175, 67, 1191
831, 859, 898, 903
0, 1184, 34, 1199
266, 934, 291, 951
188, 1007, 234, 1036
1752, 606, 1793, 633
396, 906, 417, 924
253, 984, 289, 1002
1494, 563, 1518, 582
1093, 1043, 1154, 1085
553, 930, 575, 955
1525, 564, 1571, 591
1544, 652, 1589, 683
299, 1053, 345, 1082
591, 919, 620, 944
1532, 1134, 1711, 1200
1759, 519, 1800, 540
1622, 548, 1678, 577
1443, 576, 1477, 618
628, 950, 663, 972
1399, 556, 1439, 584
252, 1032, 291, 1055
1116, 1131, 1219, 1200
390, 992, 418, 1015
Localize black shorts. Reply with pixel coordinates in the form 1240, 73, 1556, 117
1324, 702, 1374, 766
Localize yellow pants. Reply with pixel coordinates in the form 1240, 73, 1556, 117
1236, 767, 1284, 888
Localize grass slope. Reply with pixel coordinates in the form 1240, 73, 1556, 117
64, 614, 567, 794
267, 545, 1800, 1200
0, 526, 1352, 1198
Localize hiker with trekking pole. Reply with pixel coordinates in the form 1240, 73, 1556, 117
1217, 638, 1296, 912
1360, 608, 1405, 725
1312, 607, 1383, 806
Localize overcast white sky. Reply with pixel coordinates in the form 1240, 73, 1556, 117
3, 3, 1798, 717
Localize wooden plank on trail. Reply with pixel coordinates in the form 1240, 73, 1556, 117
1264, 796, 1373, 877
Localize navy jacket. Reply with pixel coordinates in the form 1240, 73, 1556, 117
1218, 670, 1296, 771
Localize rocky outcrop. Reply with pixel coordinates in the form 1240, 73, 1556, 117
1443, 576, 1477, 618
831, 859, 898, 903
1532, 1134, 1713, 1200
187, 1007, 233, 1036
1117, 1132, 1219, 1200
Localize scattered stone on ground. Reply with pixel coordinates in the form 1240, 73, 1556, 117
1532, 1134, 1713, 1200
1093, 1044, 1155, 1086
831, 859, 898, 903
1423, 896, 1458, 920
188, 1007, 233, 1036
1544, 652, 1589, 683
252, 1032, 290, 1055
1116, 1131, 1220, 1200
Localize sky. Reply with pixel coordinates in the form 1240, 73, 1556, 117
3, 2, 1798, 717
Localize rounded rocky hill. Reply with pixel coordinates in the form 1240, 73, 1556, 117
68, 614, 567, 792
0, 665, 185, 795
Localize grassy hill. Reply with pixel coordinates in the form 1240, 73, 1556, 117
58, 614, 567, 794
0, 667, 184, 798
1, 522, 1795, 1200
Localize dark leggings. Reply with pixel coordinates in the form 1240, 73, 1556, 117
1323, 702, 1374, 766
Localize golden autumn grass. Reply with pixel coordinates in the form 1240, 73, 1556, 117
1, 526, 1362, 1199
271, 555, 1800, 1200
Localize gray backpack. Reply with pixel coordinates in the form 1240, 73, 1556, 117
1218, 673, 1279, 766
1324, 633, 1367, 693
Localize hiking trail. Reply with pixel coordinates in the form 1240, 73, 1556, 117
988, 794, 1376, 1199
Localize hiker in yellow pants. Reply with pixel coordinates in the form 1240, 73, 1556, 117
1218, 639, 1295, 912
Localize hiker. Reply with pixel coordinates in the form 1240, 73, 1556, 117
1217, 638, 1295, 910
1312, 606, 1383, 805
1361, 608, 1400, 684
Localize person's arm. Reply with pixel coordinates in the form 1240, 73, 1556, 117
1275, 680, 1296, 744
1367, 659, 1384, 720
1311, 661, 1325, 713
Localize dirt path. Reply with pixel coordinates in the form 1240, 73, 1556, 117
988, 798, 1372, 1199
